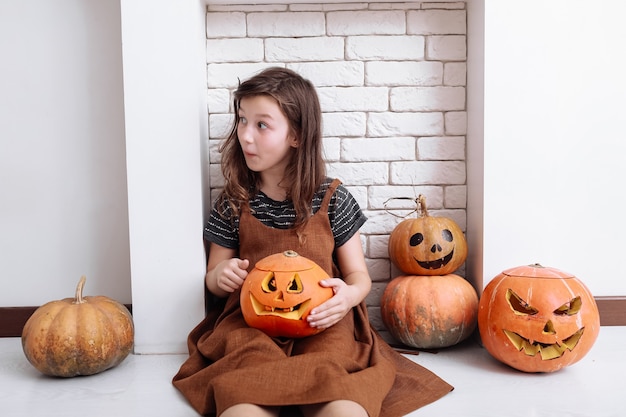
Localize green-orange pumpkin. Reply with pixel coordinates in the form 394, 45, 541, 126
240, 250, 334, 338
381, 274, 479, 349
478, 264, 600, 373
388, 195, 467, 275
21, 276, 134, 377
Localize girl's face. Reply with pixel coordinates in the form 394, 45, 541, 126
237, 95, 297, 177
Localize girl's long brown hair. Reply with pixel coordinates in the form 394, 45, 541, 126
216, 67, 326, 232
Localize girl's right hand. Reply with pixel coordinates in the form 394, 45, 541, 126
213, 258, 250, 293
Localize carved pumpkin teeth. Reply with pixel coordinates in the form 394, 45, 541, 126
415, 249, 454, 270
272, 304, 301, 313
503, 328, 585, 360
250, 293, 311, 320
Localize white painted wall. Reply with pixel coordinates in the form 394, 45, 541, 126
1, 0, 208, 354
120, 0, 207, 353
479, 0, 626, 295
0, 0, 131, 305
465, 0, 484, 293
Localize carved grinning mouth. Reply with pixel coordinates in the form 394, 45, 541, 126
249, 293, 311, 320
503, 328, 585, 360
415, 249, 454, 270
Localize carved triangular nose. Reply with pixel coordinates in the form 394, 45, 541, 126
274, 291, 284, 302
543, 320, 556, 335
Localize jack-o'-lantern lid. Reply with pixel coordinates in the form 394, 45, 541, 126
501, 263, 575, 279
254, 250, 317, 272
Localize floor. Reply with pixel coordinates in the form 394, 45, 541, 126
1, 327, 623, 417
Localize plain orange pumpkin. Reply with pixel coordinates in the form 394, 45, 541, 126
240, 250, 334, 338
21, 276, 134, 377
380, 274, 479, 349
388, 195, 467, 276
478, 264, 600, 373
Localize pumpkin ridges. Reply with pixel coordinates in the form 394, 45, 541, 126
77, 302, 110, 375
45, 303, 81, 376
478, 265, 601, 373
86, 297, 134, 369
381, 274, 478, 349
387, 195, 467, 276
21, 300, 64, 346
445, 284, 473, 345
253, 250, 317, 272
89, 297, 134, 347
502, 263, 574, 279
71, 288, 107, 376
386, 278, 415, 343
21, 277, 134, 377
241, 251, 333, 338
22, 301, 72, 375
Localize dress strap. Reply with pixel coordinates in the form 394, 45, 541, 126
319, 178, 342, 214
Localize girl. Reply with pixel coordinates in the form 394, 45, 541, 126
173, 67, 453, 417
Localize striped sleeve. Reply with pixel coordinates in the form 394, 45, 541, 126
203, 200, 239, 249
329, 184, 367, 247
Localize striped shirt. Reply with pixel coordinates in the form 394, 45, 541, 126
204, 178, 367, 250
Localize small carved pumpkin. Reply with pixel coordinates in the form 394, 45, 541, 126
478, 264, 600, 373
240, 250, 334, 338
388, 195, 467, 275
381, 274, 479, 349
21, 276, 134, 377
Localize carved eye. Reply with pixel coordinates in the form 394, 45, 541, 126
554, 297, 582, 316
409, 233, 424, 247
506, 289, 538, 315
442, 229, 453, 242
287, 274, 303, 294
262, 273, 277, 293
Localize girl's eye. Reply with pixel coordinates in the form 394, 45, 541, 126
239, 116, 247, 125
257, 122, 268, 129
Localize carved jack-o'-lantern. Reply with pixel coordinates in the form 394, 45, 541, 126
388, 195, 467, 275
478, 264, 600, 373
240, 250, 334, 338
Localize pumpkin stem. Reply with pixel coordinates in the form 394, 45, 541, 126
417, 194, 429, 217
74, 276, 87, 304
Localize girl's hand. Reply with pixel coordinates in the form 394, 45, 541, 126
306, 278, 359, 330
212, 258, 250, 294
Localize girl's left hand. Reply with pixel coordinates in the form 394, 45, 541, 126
306, 278, 358, 330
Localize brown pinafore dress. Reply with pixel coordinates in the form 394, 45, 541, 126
172, 179, 453, 417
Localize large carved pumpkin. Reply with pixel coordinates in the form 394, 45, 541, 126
240, 250, 334, 338
388, 195, 467, 275
478, 264, 600, 373
21, 276, 134, 377
381, 274, 479, 349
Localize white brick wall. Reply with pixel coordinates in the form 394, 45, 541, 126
205, 2, 467, 333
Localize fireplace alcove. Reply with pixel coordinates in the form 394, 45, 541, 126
120, 0, 482, 354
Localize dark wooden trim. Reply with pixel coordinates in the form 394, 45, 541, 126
0, 307, 37, 338
595, 296, 626, 327
0, 304, 132, 338
1, 298, 623, 338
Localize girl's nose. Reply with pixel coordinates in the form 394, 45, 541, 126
238, 123, 253, 143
